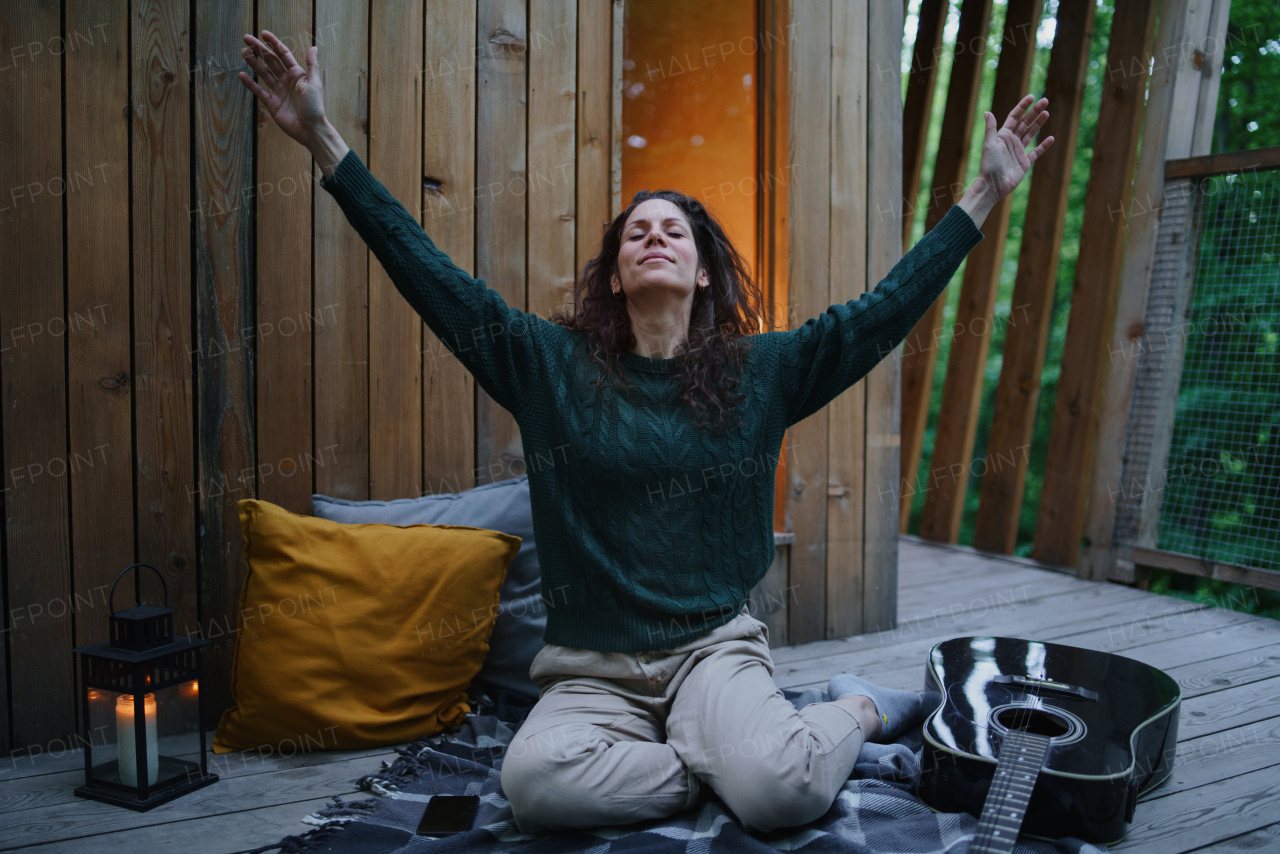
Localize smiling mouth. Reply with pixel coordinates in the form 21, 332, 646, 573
640, 255, 671, 264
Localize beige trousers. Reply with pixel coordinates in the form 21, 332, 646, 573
500, 605, 866, 835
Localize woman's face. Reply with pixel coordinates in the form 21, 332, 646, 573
613, 199, 708, 299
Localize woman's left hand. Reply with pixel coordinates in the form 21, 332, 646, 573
976, 94, 1055, 204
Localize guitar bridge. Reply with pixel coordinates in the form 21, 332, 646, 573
993, 674, 1099, 701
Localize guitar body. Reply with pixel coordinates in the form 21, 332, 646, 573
918, 637, 1181, 847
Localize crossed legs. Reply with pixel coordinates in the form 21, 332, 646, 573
500, 628, 875, 835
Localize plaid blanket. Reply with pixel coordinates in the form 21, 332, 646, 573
246, 686, 1107, 854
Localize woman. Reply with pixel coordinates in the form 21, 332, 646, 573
238, 30, 1052, 836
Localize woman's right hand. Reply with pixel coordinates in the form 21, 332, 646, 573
238, 30, 328, 147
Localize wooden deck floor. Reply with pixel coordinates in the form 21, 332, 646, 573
4, 535, 1279, 853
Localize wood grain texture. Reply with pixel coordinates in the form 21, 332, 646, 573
313, 0, 370, 501
1079, 0, 1213, 580
759, 0, 792, 535
368, 0, 423, 500
255, 0, 314, 515
194, 0, 257, 724
920, 0, 1042, 545
901, 0, 950, 252
576, 0, 611, 287
898, 0, 992, 534
825, 0, 868, 639
475, 0, 527, 483
1034, 0, 1159, 568
974, 0, 1096, 555
422, 0, 477, 495
785, 0, 832, 645
527, 0, 576, 400
0, 0, 74, 752
862, 0, 905, 634
64, 0, 135, 656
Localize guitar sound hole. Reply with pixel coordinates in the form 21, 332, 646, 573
995, 708, 1070, 738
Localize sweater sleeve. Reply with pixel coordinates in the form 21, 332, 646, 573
318, 148, 562, 418
771, 204, 984, 428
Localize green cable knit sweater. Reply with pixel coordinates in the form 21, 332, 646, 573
319, 149, 984, 653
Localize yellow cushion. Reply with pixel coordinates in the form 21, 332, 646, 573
212, 498, 521, 754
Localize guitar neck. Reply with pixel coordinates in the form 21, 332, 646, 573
971, 729, 1053, 854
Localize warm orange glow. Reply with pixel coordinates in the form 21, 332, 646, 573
622, 0, 758, 277
182, 680, 199, 696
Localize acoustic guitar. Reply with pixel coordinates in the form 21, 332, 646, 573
918, 636, 1181, 851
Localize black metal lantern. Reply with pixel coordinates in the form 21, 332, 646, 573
72, 564, 219, 810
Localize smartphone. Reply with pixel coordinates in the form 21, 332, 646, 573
415, 794, 480, 836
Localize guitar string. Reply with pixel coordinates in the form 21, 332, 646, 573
974, 644, 1049, 853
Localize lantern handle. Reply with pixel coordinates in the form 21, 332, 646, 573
108, 564, 170, 616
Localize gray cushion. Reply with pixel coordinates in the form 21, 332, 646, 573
311, 475, 543, 698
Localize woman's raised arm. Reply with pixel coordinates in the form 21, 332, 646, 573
237, 30, 566, 419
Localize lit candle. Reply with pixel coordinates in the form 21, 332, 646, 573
116, 693, 158, 787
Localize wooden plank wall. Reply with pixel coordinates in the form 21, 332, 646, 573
786, 0, 903, 642
0, 0, 617, 758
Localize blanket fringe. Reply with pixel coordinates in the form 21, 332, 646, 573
238, 822, 345, 854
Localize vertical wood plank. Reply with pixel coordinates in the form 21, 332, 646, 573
422, 0, 477, 495
610, 0, 623, 220
974, 0, 1096, 555
255, 1, 313, 515
133, 0, 198, 644
194, 0, 256, 720
864, 0, 905, 633
920, 0, 1042, 544
898, 0, 992, 534
1191, 0, 1232, 156
475, 0, 526, 481
65, 0, 135, 653
576, 0, 611, 284
785, 0, 832, 645
0, 0, 74, 750
758, 0, 792, 536
902, 0, 951, 252
528, 2, 576, 322
826, 0, 868, 639
368, 0, 422, 499
1079, 0, 1213, 580
313, 0, 370, 501
1034, 0, 1159, 568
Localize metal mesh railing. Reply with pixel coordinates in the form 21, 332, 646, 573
1115, 166, 1280, 575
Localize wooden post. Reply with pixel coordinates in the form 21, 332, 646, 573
785, 0, 832, 645
975, 0, 1096, 555
1034, 0, 1159, 569
194, 0, 257, 723
422, 0, 478, 496
898, 0, 992, 534
864, 0, 906, 633
920, 0, 1042, 545
902, 0, 951, 253
256, 0, 314, 516
1080, 0, 1231, 581
827, 0, 869, 639
314, 0, 371, 501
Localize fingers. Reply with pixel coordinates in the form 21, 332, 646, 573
237, 70, 271, 104
1001, 93, 1034, 133
260, 29, 302, 73
242, 32, 288, 81
1027, 135, 1055, 163
241, 45, 279, 88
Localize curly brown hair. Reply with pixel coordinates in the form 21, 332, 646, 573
548, 190, 777, 436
